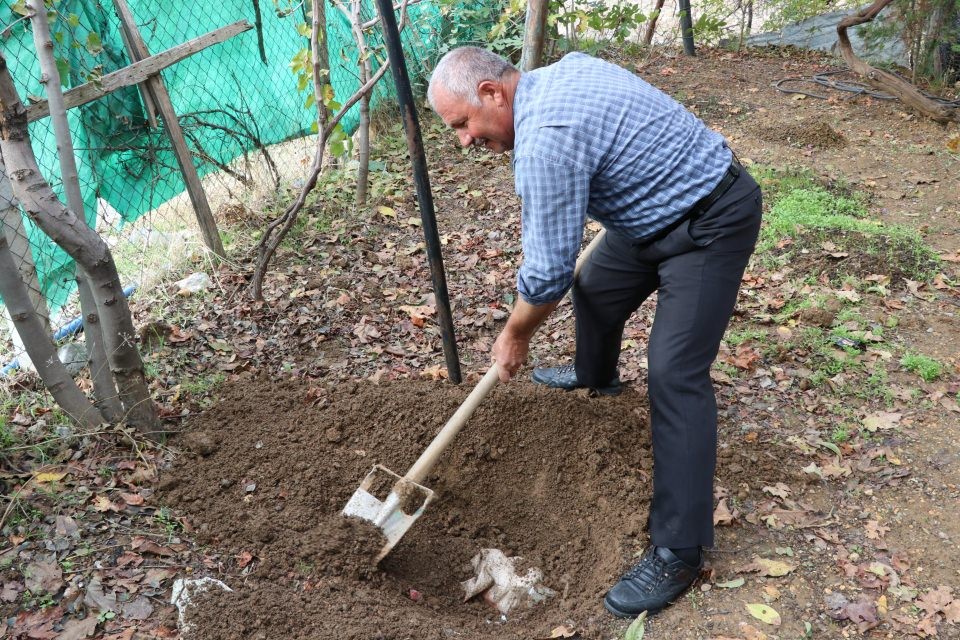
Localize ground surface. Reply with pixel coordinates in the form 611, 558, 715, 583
1, 47, 959, 640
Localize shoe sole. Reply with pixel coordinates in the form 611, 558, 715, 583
603, 595, 664, 619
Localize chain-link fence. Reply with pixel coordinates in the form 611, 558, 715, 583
0, 0, 461, 374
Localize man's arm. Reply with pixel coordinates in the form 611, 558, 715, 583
492, 297, 561, 381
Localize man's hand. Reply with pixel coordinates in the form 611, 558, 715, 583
491, 296, 561, 382
492, 328, 530, 381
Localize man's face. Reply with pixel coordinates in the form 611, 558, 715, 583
432, 81, 515, 154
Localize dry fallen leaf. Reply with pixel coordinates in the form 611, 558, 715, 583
92, 495, 120, 512
746, 603, 781, 626
864, 519, 890, 540
761, 483, 791, 499
52, 615, 97, 640
35, 471, 67, 484
715, 577, 745, 589
947, 134, 960, 153
738, 622, 769, 640
862, 411, 902, 432
740, 556, 796, 577
120, 492, 144, 506
713, 498, 737, 526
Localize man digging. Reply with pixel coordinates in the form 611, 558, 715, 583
428, 47, 762, 617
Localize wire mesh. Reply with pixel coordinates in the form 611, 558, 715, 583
0, 0, 454, 375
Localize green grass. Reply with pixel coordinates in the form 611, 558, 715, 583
724, 328, 767, 346
0, 418, 17, 450
900, 352, 943, 382
751, 165, 940, 281
830, 424, 851, 444
181, 372, 225, 396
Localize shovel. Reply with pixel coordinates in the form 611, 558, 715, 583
343, 228, 608, 563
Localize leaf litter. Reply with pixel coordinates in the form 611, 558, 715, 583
2, 47, 959, 640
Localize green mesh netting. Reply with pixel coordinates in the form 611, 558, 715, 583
0, 0, 443, 314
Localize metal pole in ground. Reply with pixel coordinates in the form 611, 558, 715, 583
678, 0, 696, 56
374, 0, 462, 384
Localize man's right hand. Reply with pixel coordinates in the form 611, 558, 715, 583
492, 327, 529, 381
491, 296, 561, 382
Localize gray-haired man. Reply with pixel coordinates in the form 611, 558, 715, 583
428, 46, 762, 617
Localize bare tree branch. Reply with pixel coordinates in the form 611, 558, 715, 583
837, 0, 958, 123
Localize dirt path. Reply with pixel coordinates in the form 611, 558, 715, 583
158, 49, 959, 640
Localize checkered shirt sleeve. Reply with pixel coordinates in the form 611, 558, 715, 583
514, 154, 590, 304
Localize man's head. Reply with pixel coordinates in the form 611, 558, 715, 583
427, 47, 519, 153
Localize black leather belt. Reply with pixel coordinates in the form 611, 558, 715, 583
688, 156, 741, 220
638, 157, 742, 245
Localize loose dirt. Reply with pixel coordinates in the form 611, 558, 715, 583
161, 377, 642, 638
149, 48, 960, 640
159, 375, 795, 639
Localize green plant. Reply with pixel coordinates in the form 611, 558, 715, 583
861, 367, 894, 405
181, 372, 225, 397
760, 0, 854, 32
713, 361, 740, 378
153, 507, 181, 540
555, 0, 651, 54
435, 0, 526, 60
0, 419, 17, 450
22, 589, 56, 610
296, 560, 315, 575
900, 352, 943, 382
757, 185, 940, 281
830, 424, 851, 444
725, 328, 767, 346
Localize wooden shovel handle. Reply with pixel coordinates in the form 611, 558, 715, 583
403, 227, 606, 484
404, 364, 501, 483
574, 228, 605, 281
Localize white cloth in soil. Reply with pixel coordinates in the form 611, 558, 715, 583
171, 577, 232, 631
461, 548, 555, 615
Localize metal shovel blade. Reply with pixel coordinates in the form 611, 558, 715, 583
342, 464, 435, 562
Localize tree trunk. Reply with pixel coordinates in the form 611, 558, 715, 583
520, 0, 549, 70
314, 0, 332, 132
0, 234, 101, 428
27, 0, 122, 421
837, 0, 959, 123
1, 152, 50, 372
357, 90, 371, 207
643, 0, 667, 46
0, 53, 159, 436
927, 2, 959, 82
343, 0, 372, 207
76, 267, 122, 422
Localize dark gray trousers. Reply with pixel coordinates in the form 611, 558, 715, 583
572, 169, 762, 548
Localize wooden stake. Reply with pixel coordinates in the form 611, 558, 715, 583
112, 0, 226, 259
25, 21, 251, 123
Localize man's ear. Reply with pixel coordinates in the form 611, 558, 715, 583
477, 79, 504, 106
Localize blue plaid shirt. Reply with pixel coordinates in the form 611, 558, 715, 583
512, 53, 732, 304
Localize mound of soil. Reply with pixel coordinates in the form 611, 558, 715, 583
158, 376, 648, 638
157, 375, 791, 639
757, 119, 847, 149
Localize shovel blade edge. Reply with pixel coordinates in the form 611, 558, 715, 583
341, 464, 435, 563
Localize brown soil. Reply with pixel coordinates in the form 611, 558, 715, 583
159, 375, 797, 639
757, 118, 848, 149
147, 48, 960, 640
